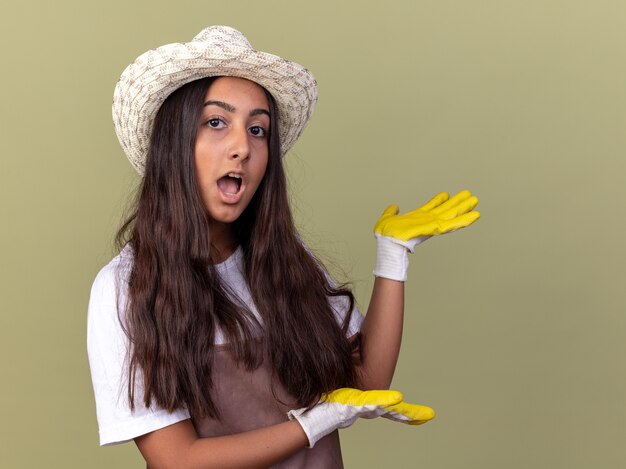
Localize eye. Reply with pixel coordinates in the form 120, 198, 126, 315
249, 126, 267, 137
205, 118, 225, 129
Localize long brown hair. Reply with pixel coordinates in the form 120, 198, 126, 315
116, 77, 359, 419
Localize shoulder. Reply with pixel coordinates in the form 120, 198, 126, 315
87, 247, 134, 340
89, 246, 134, 308
299, 240, 365, 335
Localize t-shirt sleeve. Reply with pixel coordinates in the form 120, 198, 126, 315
301, 240, 364, 337
327, 286, 364, 338
87, 256, 190, 446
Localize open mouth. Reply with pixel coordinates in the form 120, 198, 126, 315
217, 173, 243, 196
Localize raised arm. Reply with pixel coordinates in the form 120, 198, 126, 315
358, 277, 405, 389
357, 191, 480, 389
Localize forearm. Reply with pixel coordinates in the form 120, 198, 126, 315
136, 419, 308, 469
357, 276, 404, 390
359, 191, 475, 389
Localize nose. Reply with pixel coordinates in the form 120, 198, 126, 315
228, 126, 250, 161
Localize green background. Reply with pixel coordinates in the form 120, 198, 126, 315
2, 1, 625, 467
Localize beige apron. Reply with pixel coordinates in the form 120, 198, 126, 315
191, 339, 344, 468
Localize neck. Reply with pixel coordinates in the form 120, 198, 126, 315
209, 221, 237, 263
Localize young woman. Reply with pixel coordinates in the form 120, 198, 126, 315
88, 26, 480, 468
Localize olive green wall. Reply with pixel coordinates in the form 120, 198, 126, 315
2, 1, 625, 467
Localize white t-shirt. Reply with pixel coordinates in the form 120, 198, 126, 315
87, 246, 363, 446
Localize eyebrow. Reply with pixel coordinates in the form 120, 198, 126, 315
204, 100, 270, 118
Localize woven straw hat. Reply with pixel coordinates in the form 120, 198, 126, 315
112, 25, 317, 174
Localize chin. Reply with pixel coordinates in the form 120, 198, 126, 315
208, 208, 244, 225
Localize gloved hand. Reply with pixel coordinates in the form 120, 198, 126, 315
374, 190, 480, 281
287, 388, 435, 447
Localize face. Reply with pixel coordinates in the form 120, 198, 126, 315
194, 76, 270, 228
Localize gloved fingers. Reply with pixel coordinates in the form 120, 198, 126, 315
438, 210, 481, 233
321, 388, 403, 408
416, 192, 449, 212
383, 402, 436, 425
383, 414, 430, 426
438, 195, 479, 220
380, 204, 400, 219
374, 205, 401, 235
430, 190, 473, 215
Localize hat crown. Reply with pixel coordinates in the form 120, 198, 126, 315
192, 25, 253, 50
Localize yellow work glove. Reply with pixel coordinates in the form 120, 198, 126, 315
373, 190, 480, 281
287, 388, 435, 447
